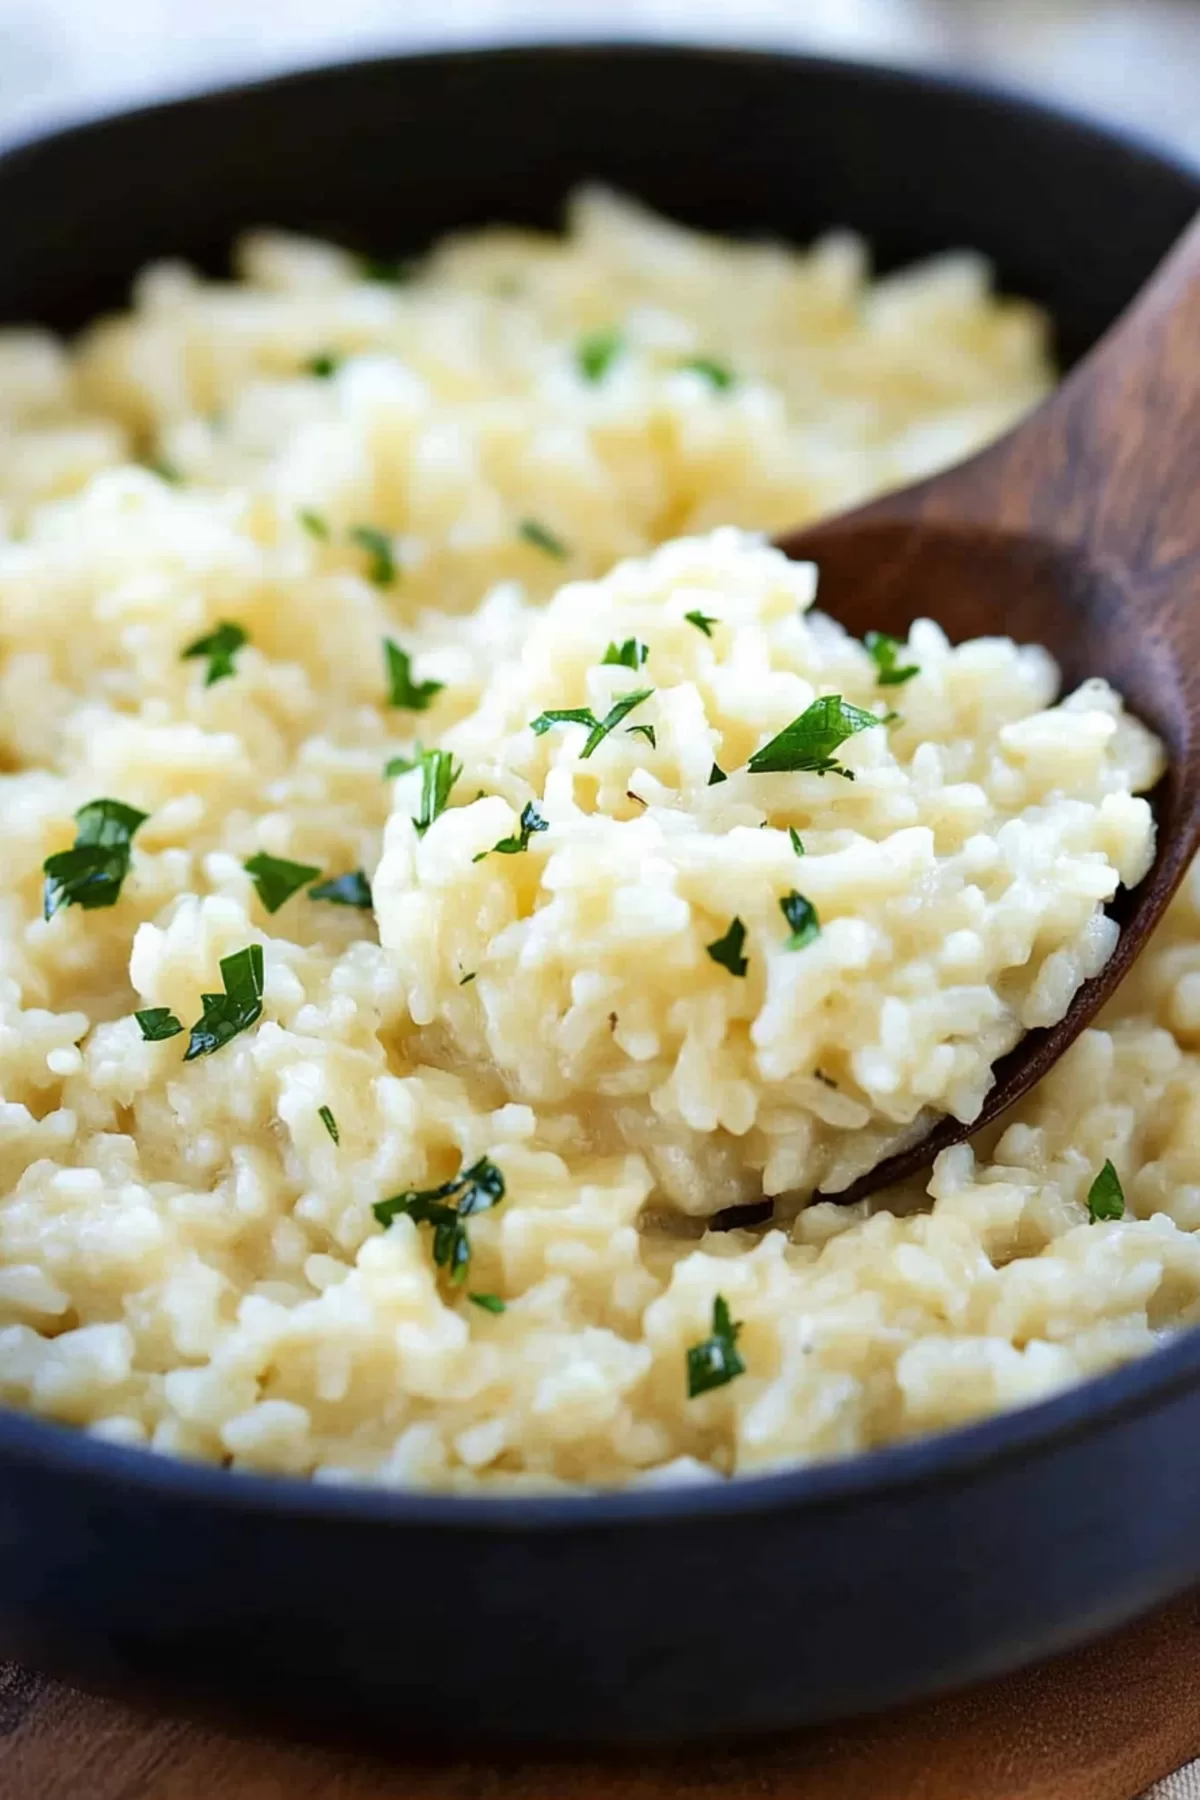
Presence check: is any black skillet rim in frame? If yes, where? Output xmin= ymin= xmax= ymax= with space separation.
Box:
xmin=0 ymin=38 xmax=1198 ymax=1533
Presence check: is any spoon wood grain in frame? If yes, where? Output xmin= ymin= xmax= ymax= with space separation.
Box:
xmin=777 ymin=210 xmax=1200 ymax=1205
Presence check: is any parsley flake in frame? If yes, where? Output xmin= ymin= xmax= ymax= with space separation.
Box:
xmin=383 ymin=744 xmax=423 ymax=779
xmin=518 ymin=518 xmax=569 ymax=560
xmin=602 ymin=638 xmax=647 ymax=670
xmin=318 ymin=1104 xmax=340 ymax=1144
xmin=148 ymin=455 xmax=182 ymax=484
xmin=475 ymin=800 xmax=548 ymax=861
xmin=686 ymin=1295 xmax=746 ymax=1397
xmin=684 ymin=610 xmax=718 ymax=637
xmin=780 ymin=890 xmax=820 ymax=950
xmin=708 ymin=762 xmax=727 ymax=786
xmin=184 ymin=945 xmax=264 ymax=1061
xmin=182 ymin=621 xmax=249 ymax=687
xmin=299 ymin=508 xmax=329 ymax=541
xmin=1086 ymin=1159 xmax=1125 ymax=1222
xmin=789 ymin=827 xmax=806 ymax=856
xmin=361 ymin=254 xmax=414 ymax=284
xmin=576 ymin=328 xmax=624 ymax=382
xmin=747 ymin=695 xmax=879 ymax=778
xmin=469 ymin=1292 xmax=506 ymax=1314
xmin=626 ymin=724 xmax=656 ymax=749
xmin=244 ymin=852 xmax=321 ymax=914
xmin=706 ymin=917 xmax=749 ymax=977
xmin=530 ymin=689 xmax=653 ymax=759
xmin=43 ymin=799 xmax=149 ymax=920
xmin=384 ymin=637 xmax=443 ymax=712
xmin=865 ymin=631 xmax=919 ymax=687
xmin=135 ymin=1007 xmax=183 ymax=1042
xmin=305 ymin=350 xmax=341 ymax=379
xmin=411 ymin=748 xmax=462 ymax=837
xmin=350 ymin=525 xmax=397 ymax=587
xmin=374 ymin=1156 xmax=506 ymax=1283
xmin=309 ymin=869 xmax=373 ymax=909
xmin=680 ymin=356 xmax=735 ymax=390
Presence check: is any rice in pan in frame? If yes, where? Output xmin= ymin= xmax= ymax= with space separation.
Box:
xmin=0 ymin=190 xmax=1190 ymax=1493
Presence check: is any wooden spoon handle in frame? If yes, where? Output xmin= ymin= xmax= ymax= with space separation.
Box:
xmin=874 ymin=209 xmax=1200 ymax=581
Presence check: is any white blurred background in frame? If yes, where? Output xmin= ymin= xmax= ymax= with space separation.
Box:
xmin=0 ymin=0 xmax=1199 ymax=166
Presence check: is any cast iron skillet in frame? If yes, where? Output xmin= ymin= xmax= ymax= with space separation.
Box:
xmin=1 ymin=44 xmax=1199 ymax=1749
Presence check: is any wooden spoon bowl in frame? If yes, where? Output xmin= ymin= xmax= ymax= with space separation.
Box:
xmin=778 ymin=213 xmax=1200 ymax=1203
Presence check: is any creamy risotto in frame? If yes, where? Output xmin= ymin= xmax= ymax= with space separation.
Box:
xmin=0 ymin=189 xmax=1188 ymax=1492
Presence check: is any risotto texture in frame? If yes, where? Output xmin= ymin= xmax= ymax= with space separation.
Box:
xmin=0 ymin=191 xmax=1187 ymax=1492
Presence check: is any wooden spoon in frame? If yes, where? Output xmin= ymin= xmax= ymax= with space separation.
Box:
xmin=778 ymin=211 xmax=1200 ymax=1206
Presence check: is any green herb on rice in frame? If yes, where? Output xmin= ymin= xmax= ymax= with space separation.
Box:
xmin=184 ymin=945 xmax=264 ymax=1061
xmin=864 ymin=631 xmax=919 ymax=687
xmin=43 ymin=799 xmax=149 ymax=919
xmin=384 ymin=637 xmax=443 ymax=711
xmin=182 ymin=621 xmax=249 ymax=687
xmin=374 ymin=1157 xmax=507 ymax=1283
xmin=747 ymin=695 xmax=879 ymax=779
xmin=350 ymin=525 xmax=397 ymax=587
xmin=706 ymin=917 xmax=749 ymax=977
xmin=518 ymin=518 xmax=569 ymax=560
xmin=1086 ymin=1159 xmax=1125 ymax=1222
xmin=576 ymin=328 xmax=625 ymax=382
xmin=530 ymin=690 xmax=653 ymax=759
xmin=244 ymin=852 xmax=322 ymax=914
xmin=780 ymin=891 xmax=820 ymax=950
xmin=308 ymin=870 xmax=373 ymax=909
xmin=686 ymin=1295 xmax=746 ymax=1396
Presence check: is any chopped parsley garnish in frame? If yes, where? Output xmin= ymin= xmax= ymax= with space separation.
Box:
xmin=299 ymin=507 xmax=329 ymax=541
xmin=680 ymin=356 xmax=735 ymax=390
xmin=576 ymin=327 xmax=624 ymax=382
xmin=475 ymin=800 xmax=548 ymax=861
xmin=864 ymin=631 xmax=919 ymax=687
xmin=318 ymin=1104 xmax=340 ymax=1144
xmin=684 ymin=610 xmax=718 ymax=637
xmin=244 ymin=852 xmax=321 ymax=914
xmin=627 ymin=724 xmax=656 ymax=749
xmin=708 ymin=762 xmax=727 ymax=786
xmin=746 ymin=695 xmax=879 ymax=779
xmin=361 ymin=254 xmax=414 ymax=284
xmin=411 ymin=747 xmax=461 ymax=837
xmin=309 ymin=869 xmax=373 ymax=909
xmin=373 ymin=1156 xmax=506 ymax=1283
xmin=706 ymin=917 xmax=748 ymax=977
xmin=43 ymin=799 xmax=149 ymax=920
xmin=789 ymin=827 xmax=806 ymax=856
xmin=305 ymin=350 xmax=341 ymax=379
xmin=184 ymin=944 xmax=264 ymax=1062
xmin=530 ymin=689 xmax=653 ymax=759
xmin=384 ymin=637 xmax=443 ymax=712
xmin=602 ymin=638 xmax=647 ymax=670
xmin=349 ymin=525 xmax=397 ymax=587
xmin=182 ymin=621 xmax=249 ymax=688
xmin=459 ymin=971 xmax=476 ymax=985
xmin=383 ymin=745 xmax=423 ymax=779
xmin=135 ymin=1007 xmax=183 ymax=1042
xmin=780 ymin=891 xmax=820 ymax=950
xmin=686 ymin=1295 xmax=746 ymax=1397
xmin=518 ymin=518 xmax=569 ymax=560
xmin=469 ymin=1292 xmax=506 ymax=1314
xmin=148 ymin=455 xmax=182 ymax=484
xmin=1086 ymin=1159 xmax=1125 ymax=1222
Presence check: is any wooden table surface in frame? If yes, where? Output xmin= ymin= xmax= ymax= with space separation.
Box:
xmin=4 ymin=1590 xmax=1200 ymax=1800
